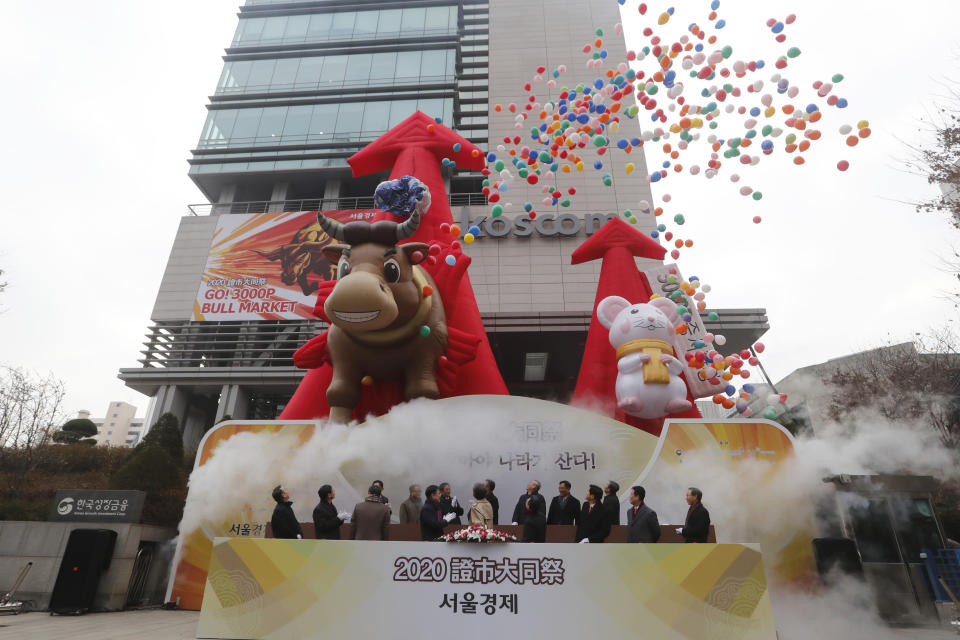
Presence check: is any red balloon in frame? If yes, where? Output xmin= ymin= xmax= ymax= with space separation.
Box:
xmin=837 ymin=160 xmax=850 ymax=171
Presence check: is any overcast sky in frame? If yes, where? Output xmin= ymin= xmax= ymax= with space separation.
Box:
xmin=1 ymin=1 xmax=959 ymax=420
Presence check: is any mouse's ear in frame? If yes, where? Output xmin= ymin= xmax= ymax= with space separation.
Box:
xmin=597 ymin=296 xmax=631 ymax=329
xmin=649 ymin=296 xmax=679 ymax=326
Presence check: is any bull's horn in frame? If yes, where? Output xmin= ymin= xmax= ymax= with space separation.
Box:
xmin=395 ymin=209 xmax=422 ymax=241
xmin=316 ymin=211 xmax=345 ymax=241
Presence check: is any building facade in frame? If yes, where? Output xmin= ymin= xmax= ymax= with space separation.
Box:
xmin=77 ymin=402 xmax=146 ymax=447
xmin=120 ymin=0 xmax=768 ymax=450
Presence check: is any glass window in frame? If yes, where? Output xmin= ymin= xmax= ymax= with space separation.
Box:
xmin=307 ymin=13 xmax=332 ymax=39
xmin=377 ymin=9 xmax=402 ymax=36
xmin=284 ymin=14 xmax=309 ymax=41
xmin=344 ymin=54 xmax=372 ymax=85
xmin=295 ymin=57 xmax=324 ymax=90
xmin=361 ymin=101 xmax=390 ymax=134
xmin=388 ymin=100 xmax=418 ymax=128
xmin=257 ymin=106 xmax=287 ymax=140
xmin=417 ymin=98 xmax=444 ymax=121
xmin=369 ymin=52 xmax=396 ymax=82
xmin=401 ymin=7 xmax=426 ymax=32
xmin=395 ymin=51 xmax=421 ymax=81
xmin=232 ymin=109 xmax=262 ymax=142
xmin=203 ymin=110 xmax=236 ymax=143
xmin=849 ymin=498 xmax=900 ymax=563
xmin=247 ymin=59 xmax=276 ymax=90
xmin=237 ymin=18 xmax=265 ymax=44
xmin=893 ymin=498 xmax=943 ymax=563
xmin=226 ymin=61 xmax=252 ymax=91
xmin=310 ymin=104 xmax=338 ymax=138
xmin=335 ymin=103 xmax=364 ymax=135
xmin=271 ymin=59 xmax=299 ymax=88
xmin=425 ymin=6 xmax=453 ymax=32
xmin=354 ymin=11 xmax=378 ymax=38
xmin=421 ymin=50 xmax=447 ymax=79
xmin=319 ymin=55 xmax=347 ymax=87
xmin=282 ymin=105 xmax=312 ymax=140
xmin=261 ymin=16 xmax=287 ymax=44
xmin=330 ymin=12 xmax=355 ymax=38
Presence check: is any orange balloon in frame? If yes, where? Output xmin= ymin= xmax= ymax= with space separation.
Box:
xmin=858 ymin=127 xmax=871 ymax=139
xmin=846 ymin=135 xmax=859 ymax=147
xmin=798 ymin=140 xmax=810 ymax=152
xmin=793 ymin=156 xmax=805 ymax=165
xmin=809 ymin=111 xmax=822 ymax=123
xmin=785 ymin=143 xmax=797 ymax=153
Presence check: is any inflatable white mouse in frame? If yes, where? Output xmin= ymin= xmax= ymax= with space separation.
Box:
xmin=596 ymin=295 xmax=693 ymax=419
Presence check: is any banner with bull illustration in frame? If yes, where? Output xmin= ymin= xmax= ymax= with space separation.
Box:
xmin=194 ymin=210 xmax=376 ymax=321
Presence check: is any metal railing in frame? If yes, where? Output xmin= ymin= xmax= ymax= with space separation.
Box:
xmin=188 ymin=193 xmax=487 ymax=215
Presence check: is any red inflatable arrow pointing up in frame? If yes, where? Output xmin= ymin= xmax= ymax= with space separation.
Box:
xmin=571 ymin=218 xmax=700 ymax=435
xmin=280 ymin=112 xmax=507 ymax=422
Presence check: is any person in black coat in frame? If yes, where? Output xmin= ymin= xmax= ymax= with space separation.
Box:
xmin=626 ymin=486 xmax=661 ymax=543
xmin=484 ymin=479 xmax=500 ymax=525
xmin=420 ymin=485 xmax=455 ymax=540
xmin=270 ymin=485 xmax=302 ymax=539
xmin=547 ymin=480 xmax=580 ymax=525
xmin=438 ymin=482 xmax=463 ymax=525
xmin=313 ymin=484 xmax=348 ymax=540
xmin=602 ymin=481 xmax=621 ymax=528
xmin=521 ymin=495 xmax=546 ymax=543
xmin=511 ymin=480 xmax=545 ymax=525
xmin=575 ymin=485 xmax=609 ymax=543
xmin=680 ymin=487 xmax=711 ymax=543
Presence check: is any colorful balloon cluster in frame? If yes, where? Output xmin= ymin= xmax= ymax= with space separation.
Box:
xmin=472 ymin=1 xmax=861 ymax=418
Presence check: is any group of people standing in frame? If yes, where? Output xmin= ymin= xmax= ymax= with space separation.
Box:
xmin=270 ymin=479 xmax=711 ymax=544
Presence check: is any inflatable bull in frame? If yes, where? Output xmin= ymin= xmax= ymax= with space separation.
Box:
xmin=314 ymin=189 xmax=447 ymax=423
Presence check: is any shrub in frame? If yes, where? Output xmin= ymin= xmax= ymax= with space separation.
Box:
xmin=110 ymin=445 xmax=184 ymax=495
xmin=61 ymin=418 xmax=98 ymax=437
xmin=137 ymin=413 xmax=183 ymax=464
xmin=51 ymin=431 xmax=81 ymax=444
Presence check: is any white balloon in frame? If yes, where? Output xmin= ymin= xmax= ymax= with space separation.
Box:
xmin=715 ymin=335 xmax=727 ymax=346
xmin=839 ymin=124 xmax=852 ymax=135
xmin=787 ymin=86 xmax=799 ymax=98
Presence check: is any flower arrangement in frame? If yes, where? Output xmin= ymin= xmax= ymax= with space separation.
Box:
xmin=438 ymin=525 xmax=517 ymax=543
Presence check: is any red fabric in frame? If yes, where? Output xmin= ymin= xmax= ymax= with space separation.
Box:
xmin=280 ymin=112 xmax=507 ymax=421
xmin=570 ymin=218 xmax=701 ymax=436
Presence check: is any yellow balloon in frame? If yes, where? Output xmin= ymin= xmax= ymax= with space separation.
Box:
xmin=658 ymin=11 xmax=670 ymax=25
xmin=576 ymin=161 xmax=585 ymax=171
xmin=609 ymin=121 xmax=620 ymax=133
xmin=625 ymin=163 xmax=635 ymax=174
xmin=857 ymin=119 xmax=869 ymax=130
xmin=464 ymin=233 xmax=475 ymax=244
xmin=764 ymin=106 xmax=776 ymax=118
xmin=561 ymin=164 xmax=572 ymax=173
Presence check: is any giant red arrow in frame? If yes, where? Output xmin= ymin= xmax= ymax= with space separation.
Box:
xmin=570 ymin=217 xmax=702 ymax=435
xmin=280 ymin=112 xmax=507 ymax=421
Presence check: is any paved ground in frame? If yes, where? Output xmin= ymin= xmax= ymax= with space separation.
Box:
xmin=0 ymin=609 xmax=958 ymax=639
xmin=0 ymin=609 xmax=199 ymax=639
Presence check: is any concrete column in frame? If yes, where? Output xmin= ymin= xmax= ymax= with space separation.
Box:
xmin=144 ymin=385 xmax=190 ymax=437
xmin=322 ymin=178 xmax=341 ymax=209
xmin=214 ymin=384 xmax=249 ymax=422
xmin=267 ymin=182 xmax=289 ymax=212
xmin=212 ymin=183 xmax=237 ymax=215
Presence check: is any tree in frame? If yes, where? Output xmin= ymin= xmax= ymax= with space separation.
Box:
xmin=906 ymin=89 xmax=960 ymax=227
xmin=137 ymin=412 xmax=183 ymax=464
xmin=825 ymin=333 xmax=960 ymax=449
xmin=61 ymin=418 xmax=97 ymax=437
xmin=0 ymin=366 xmax=66 ymax=491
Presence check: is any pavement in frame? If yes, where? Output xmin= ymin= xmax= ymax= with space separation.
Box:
xmin=0 ymin=609 xmax=958 ymax=639
xmin=0 ymin=609 xmax=199 ymax=639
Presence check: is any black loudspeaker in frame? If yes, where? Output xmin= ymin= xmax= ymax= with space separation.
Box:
xmin=49 ymin=529 xmax=118 ymax=614
xmin=812 ymin=537 xmax=864 ymax=582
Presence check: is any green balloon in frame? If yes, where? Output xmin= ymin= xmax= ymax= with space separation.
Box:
xmin=494 ymin=160 xmax=505 ymax=171
xmin=752 ymin=192 xmax=763 ymax=201
xmin=787 ymin=47 xmax=801 ymax=58
xmin=785 ymin=133 xmax=796 ymax=144
xmin=593 ymin=136 xmax=607 ymax=147
xmin=491 ymin=204 xmax=503 ymax=216
xmin=419 ymin=325 xmax=431 ymax=338
xmin=721 ymin=45 xmax=733 ymax=59
xmin=761 ymin=125 xmax=773 ymax=136
xmin=832 ymin=73 xmax=844 ymax=83
xmin=561 ymin=199 xmax=571 ymax=207
xmin=708 ymin=312 xmax=719 ymax=321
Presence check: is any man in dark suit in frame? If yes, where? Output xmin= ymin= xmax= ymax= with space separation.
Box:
xmin=680 ymin=487 xmax=711 ymax=543
xmin=521 ymin=495 xmax=547 ymax=543
xmin=602 ymin=481 xmax=621 ymax=527
xmin=420 ymin=485 xmax=456 ymax=540
xmin=547 ymin=480 xmax=580 ymax=525
xmin=270 ymin=485 xmax=302 ymax=539
xmin=484 ymin=479 xmax=499 ymax=525
xmin=626 ymin=486 xmax=661 ymax=543
xmin=438 ymin=482 xmax=463 ymax=525
xmin=511 ymin=480 xmax=545 ymax=525
xmin=575 ymin=485 xmax=609 ymax=543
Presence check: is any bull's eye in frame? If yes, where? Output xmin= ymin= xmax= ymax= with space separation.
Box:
xmin=337 ymin=258 xmax=351 ymax=280
xmin=383 ymin=258 xmax=401 ymax=283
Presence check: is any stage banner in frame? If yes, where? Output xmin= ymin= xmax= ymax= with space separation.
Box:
xmin=193 ymin=209 xmax=377 ymax=321
xmin=166 ymin=397 xmax=811 ymax=611
xmin=197 ymin=538 xmax=776 ymax=640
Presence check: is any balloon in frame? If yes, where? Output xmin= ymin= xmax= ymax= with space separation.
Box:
xmin=444 ymin=255 xmax=456 ymax=266
xmin=754 ymin=342 xmax=765 ymax=353
xmin=625 ymin=163 xmax=635 ymax=174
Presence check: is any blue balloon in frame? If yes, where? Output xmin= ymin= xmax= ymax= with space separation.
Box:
xmin=650 ymin=171 xmax=661 ymax=182
xmin=837 ymin=98 xmax=848 ymax=108
xmin=725 ymin=385 xmax=736 ymax=396
xmin=772 ymin=21 xmax=784 ymax=33
xmin=577 ymin=114 xmax=590 ymax=124
xmin=716 ymin=19 xmax=726 ymax=28
xmin=630 ymin=137 xmax=642 ymax=146
xmin=756 ymin=60 xmax=765 ymax=69
xmin=650 ymin=230 xmax=659 ymax=238
xmin=805 ymin=103 xmax=819 ymax=114
xmin=711 ymin=0 xmax=720 ymax=9
xmin=445 ymin=255 xmax=456 ymax=266
xmin=657 ymin=223 xmax=666 ymax=232
xmin=486 ymin=152 xmax=496 ymax=162
xmin=617 ymin=138 xmax=629 ymax=149
xmin=750 ymin=107 xmax=761 ymax=116
xmin=524 ymin=202 xmax=533 ymax=212
xmin=593 ymin=78 xmax=604 ymax=89
xmin=593 ymin=160 xmax=603 ymax=170
xmin=599 ymin=50 xmax=608 ymax=59
xmin=743 ymin=384 xmax=755 ymax=393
